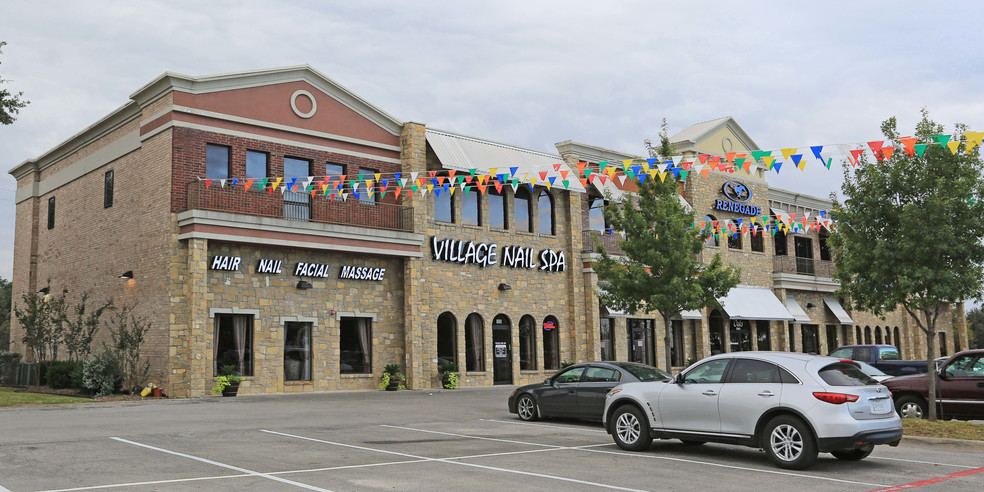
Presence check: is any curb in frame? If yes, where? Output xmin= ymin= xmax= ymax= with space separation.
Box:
xmin=901 ymin=435 xmax=984 ymax=451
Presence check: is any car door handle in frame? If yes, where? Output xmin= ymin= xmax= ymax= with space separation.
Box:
xmin=757 ymin=391 xmax=775 ymax=397
xmin=702 ymin=390 xmax=717 ymax=396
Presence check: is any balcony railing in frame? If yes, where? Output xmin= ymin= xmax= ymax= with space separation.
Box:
xmin=583 ymin=230 xmax=624 ymax=255
xmin=185 ymin=180 xmax=414 ymax=232
xmin=773 ymin=255 xmax=835 ymax=277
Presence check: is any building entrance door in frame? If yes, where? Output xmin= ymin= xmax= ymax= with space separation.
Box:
xmin=492 ymin=316 xmax=512 ymax=385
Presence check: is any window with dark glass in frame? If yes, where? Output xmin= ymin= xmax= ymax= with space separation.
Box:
xmin=819 ymin=230 xmax=832 ymax=261
xmin=703 ymin=215 xmax=718 ymax=247
xmin=709 ymin=310 xmax=724 ymax=355
xmin=245 ymin=150 xmax=269 ymax=180
xmin=628 ymin=318 xmax=655 ymax=365
xmin=671 ymin=319 xmax=685 ymax=366
xmin=47 ymin=197 xmax=55 ymax=229
xmin=727 ymin=359 xmax=780 ymax=383
xmin=514 ymin=188 xmax=532 ymax=232
xmin=730 ymin=319 xmax=751 ymax=352
xmin=213 ymin=313 xmax=254 ymax=376
xmin=103 ymin=170 xmax=114 ymax=208
xmin=584 ymin=366 xmax=619 ymax=382
xmin=537 ymin=189 xmax=554 ymax=235
xmin=727 ymin=222 xmax=743 ymax=250
xmin=750 ymin=225 xmax=764 ymax=252
xmin=519 ymin=315 xmax=535 ymax=370
xmin=434 ymin=189 xmax=453 ymax=223
xmin=788 ymin=324 xmax=796 ymax=352
xmin=465 ymin=313 xmax=485 ymax=372
xmin=588 ymin=197 xmax=607 ymax=231
xmin=774 ymin=227 xmax=788 ymax=256
xmin=340 ymin=317 xmax=372 ymax=374
xmin=825 ymin=325 xmax=838 ymax=355
xmin=206 ymin=144 xmax=230 ymax=180
xmin=489 ymin=190 xmax=506 ymax=229
xmin=543 ymin=316 xmax=560 ymax=370
xmin=600 ymin=318 xmax=614 ymax=361
xmin=283 ymin=157 xmax=311 ymax=221
xmin=358 ymin=167 xmax=377 ymax=204
xmin=801 ymin=324 xmax=819 ymax=354
xmin=284 ymin=321 xmax=312 ymax=381
xmin=462 ymin=189 xmax=480 ymax=226
xmin=437 ymin=312 xmax=457 ymax=370
xmin=756 ymin=320 xmax=771 ymax=350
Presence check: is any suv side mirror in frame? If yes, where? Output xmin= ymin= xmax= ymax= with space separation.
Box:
xmin=674 ymin=373 xmax=684 ymax=385
xmin=544 ymin=378 xmax=552 ymax=385
xmin=937 ymin=369 xmax=948 ymax=381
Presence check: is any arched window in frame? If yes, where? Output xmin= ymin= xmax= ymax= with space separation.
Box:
xmin=856 ymin=326 xmax=862 ymax=344
xmin=588 ymin=195 xmax=607 ymax=232
xmin=727 ymin=220 xmax=743 ymax=250
xmin=864 ymin=326 xmax=872 ymax=344
xmin=488 ymin=188 xmax=507 ymax=229
xmin=885 ymin=328 xmax=891 ymax=346
xmin=750 ymin=224 xmax=764 ymax=252
xmin=819 ymin=229 xmax=831 ymax=261
xmin=543 ymin=316 xmax=560 ymax=370
xmin=774 ymin=223 xmax=788 ymax=256
xmin=519 ymin=315 xmax=536 ymax=370
xmin=894 ymin=327 xmax=901 ymax=355
xmin=514 ymin=188 xmax=533 ymax=233
xmin=465 ymin=313 xmax=485 ymax=372
xmin=462 ymin=189 xmax=480 ymax=226
xmin=875 ymin=326 xmax=883 ymax=345
xmin=437 ymin=312 xmax=457 ymax=371
xmin=537 ymin=189 xmax=554 ymax=235
xmin=703 ymin=215 xmax=719 ymax=247
xmin=709 ymin=310 xmax=724 ymax=354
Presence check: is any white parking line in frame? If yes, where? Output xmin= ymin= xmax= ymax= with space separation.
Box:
xmin=479 ymin=418 xmax=609 ymax=433
xmin=869 ymin=456 xmax=978 ymax=469
xmin=109 ymin=437 xmax=332 ymax=491
xmin=261 ymin=429 xmax=649 ymax=492
xmin=39 ymin=473 xmax=250 ymax=492
xmin=394 ymin=423 xmax=890 ymax=489
xmin=1 ymin=484 xmax=12 ymax=492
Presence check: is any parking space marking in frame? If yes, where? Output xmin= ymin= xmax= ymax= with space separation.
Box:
xmin=869 ymin=456 xmax=978 ymax=469
xmin=1 ymin=484 xmax=11 ymax=492
xmin=109 ymin=437 xmax=331 ymax=491
xmin=868 ymin=465 xmax=984 ymax=491
xmin=261 ymin=429 xmax=649 ymax=492
xmin=40 ymin=473 xmax=250 ymax=492
xmin=381 ymin=424 xmax=601 ymax=447
xmin=479 ymin=418 xmax=609 ymax=433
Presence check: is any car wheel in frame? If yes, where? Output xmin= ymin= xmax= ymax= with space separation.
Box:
xmin=831 ymin=444 xmax=874 ymax=461
xmin=895 ymin=396 xmax=927 ymax=419
xmin=516 ymin=394 xmax=539 ymax=421
xmin=762 ymin=415 xmax=818 ymax=470
xmin=680 ymin=440 xmax=706 ymax=446
xmin=611 ymin=405 xmax=653 ymax=451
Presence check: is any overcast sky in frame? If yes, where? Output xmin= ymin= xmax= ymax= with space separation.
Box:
xmin=2 ymin=1 xmax=982 ymax=307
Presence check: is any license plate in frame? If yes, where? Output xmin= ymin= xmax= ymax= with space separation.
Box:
xmin=871 ymin=398 xmax=891 ymax=414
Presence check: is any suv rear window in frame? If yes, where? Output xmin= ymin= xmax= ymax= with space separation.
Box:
xmin=818 ymin=362 xmax=878 ymax=386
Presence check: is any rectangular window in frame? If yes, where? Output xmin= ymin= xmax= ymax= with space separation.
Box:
xmin=787 ymin=324 xmax=795 ymax=352
xmin=794 ymin=236 xmax=814 ymax=274
xmin=514 ymin=189 xmax=532 ymax=233
xmin=103 ymin=170 xmax=114 ymax=208
xmin=774 ymin=228 xmax=788 ymax=256
xmin=600 ymin=318 xmax=614 ymax=361
xmin=284 ymin=322 xmax=312 ymax=381
xmin=245 ymin=150 xmax=269 ymax=180
xmin=801 ymin=324 xmax=819 ymax=354
xmin=588 ymin=198 xmax=607 ymax=232
xmin=283 ymin=157 xmax=311 ymax=221
xmin=728 ymin=230 xmax=743 ymax=250
xmin=213 ymin=314 xmax=254 ymax=376
xmin=325 ymin=163 xmax=344 ymax=178
xmin=488 ymin=190 xmax=506 ymax=229
xmin=543 ymin=322 xmax=560 ymax=370
xmin=756 ymin=320 xmax=771 ymax=350
xmin=340 ymin=317 xmax=371 ymax=374
xmin=357 ymin=167 xmax=377 ymax=204
xmin=462 ymin=190 xmax=480 ymax=226
xmin=750 ymin=225 xmax=764 ymax=252
xmin=206 ymin=144 xmax=230 ymax=180
xmin=671 ymin=319 xmax=685 ymax=366
xmin=825 ymin=324 xmax=838 ymax=355
xmin=627 ymin=319 xmax=654 ymax=365
xmin=47 ymin=197 xmax=55 ymax=229
xmin=819 ymin=234 xmax=831 ymax=261
xmin=434 ymin=190 xmax=453 ymax=223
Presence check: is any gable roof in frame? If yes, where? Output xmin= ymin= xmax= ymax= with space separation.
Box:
xmin=670 ymin=116 xmax=760 ymax=153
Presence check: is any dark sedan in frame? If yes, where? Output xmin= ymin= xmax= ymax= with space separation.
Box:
xmin=508 ymin=361 xmax=671 ymax=421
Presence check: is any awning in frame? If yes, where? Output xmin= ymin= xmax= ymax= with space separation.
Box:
xmin=824 ymin=297 xmax=855 ymax=325
xmin=717 ymin=286 xmax=795 ymax=321
xmin=784 ymin=295 xmax=813 ymax=323
xmin=679 ymin=309 xmax=703 ymax=320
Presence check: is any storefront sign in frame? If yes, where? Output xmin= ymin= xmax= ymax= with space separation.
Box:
xmin=714 ymin=180 xmax=761 ymax=216
xmin=294 ymin=262 xmax=331 ymax=278
xmin=543 ymin=321 xmax=556 ymax=330
xmin=210 ymin=255 xmax=241 ymax=271
xmin=339 ymin=265 xmax=386 ymax=281
xmin=494 ymin=341 xmax=508 ymax=358
xmin=256 ymin=258 xmax=283 ymax=274
xmin=430 ymin=237 xmax=566 ymax=272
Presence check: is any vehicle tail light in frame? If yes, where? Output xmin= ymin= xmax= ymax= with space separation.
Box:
xmin=813 ymin=392 xmax=859 ymax=404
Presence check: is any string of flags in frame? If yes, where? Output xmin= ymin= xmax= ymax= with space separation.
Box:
xmin=198 ymin=130 xmax=983 ymax=202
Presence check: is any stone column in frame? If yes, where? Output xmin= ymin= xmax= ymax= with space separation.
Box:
xmin=185 ymin=237 xmax=210 ymax=397
xmin=401 ymin=122 xmax=429 ymax=389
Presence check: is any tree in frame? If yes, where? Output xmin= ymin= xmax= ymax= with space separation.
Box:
xmin=968 ymin=307 xmax=983 ymax=349
xmin=0 ymin=276 xmax=11 ymax=351
xmin=13 ymin=280 xmax=66 ymax=362
xmin=106 ymin=304 xmax=151 ymax=392
xmin=0 ymin=41 xmax=29 ymax=125
xmin=830 ymin=110 xmax=984 ymax=421
xmin=595 ymin=120 xmax=741 ymax=371
xmin=62 ymin=293 xmax=113 ymax=362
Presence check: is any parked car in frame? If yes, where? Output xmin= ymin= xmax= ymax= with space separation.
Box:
xmin=508 ymin=362 xmax=670 ymax=422
xmin=852 ymin=360 xmax=894 ymax=383
xmin=602 ymin=352 xmax=902 ymax=470
xmin=882 ymin=349 xmax=984 ymax=420
xmin=828 ymin=345 xmax=927 ymax=376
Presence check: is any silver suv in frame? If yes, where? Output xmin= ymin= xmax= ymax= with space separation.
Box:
xmin=602 ymin=352 xmax=902 ymax=469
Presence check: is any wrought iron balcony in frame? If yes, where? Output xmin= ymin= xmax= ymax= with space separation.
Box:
xmin=773 ymin=255 xmax=835 ymax=278
xmin=582 ymin=230 xmax=624 ymax=255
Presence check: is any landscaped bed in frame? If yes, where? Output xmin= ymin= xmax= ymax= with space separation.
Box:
xmin=903 ymin=419 xmax=984 ymax=441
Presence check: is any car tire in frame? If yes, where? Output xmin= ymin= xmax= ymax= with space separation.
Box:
xmin=831 ymin=444 xmax=874 ymax=461
xmin=680 ymin=440 xmax=706 ymax=446
xmin=516 ymin=394 xmax=539 ymax=421
xmin=895 ymin=395 xmax=927 ymax=419
xmin=762 ymin=415 xmax=818 ymax=470
xmin=611 ymin=405 xmax=653 ymax=451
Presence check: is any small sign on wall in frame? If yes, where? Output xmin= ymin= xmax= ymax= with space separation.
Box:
xmin=494 ymin=342 xmax=508 ymax=358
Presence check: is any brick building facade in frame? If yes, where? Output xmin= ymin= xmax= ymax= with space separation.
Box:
xmin=9 ymin=68 xmax=967 ymax=397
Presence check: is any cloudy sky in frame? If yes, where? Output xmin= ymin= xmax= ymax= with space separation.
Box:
xmin=2 ymin=1 xmax=983 ymax=306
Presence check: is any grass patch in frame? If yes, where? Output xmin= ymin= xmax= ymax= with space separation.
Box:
xmin=903 ymin=418 xmax=984 ymax=441
xmin=0 ymin=387 xmax=92 ymax=407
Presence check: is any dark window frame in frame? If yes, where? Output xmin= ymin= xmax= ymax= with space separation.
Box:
xmin=357 ymin=166 xmax=378 ymax=205
xmin=284 ymin=321 xmax=312 ymax=382
xmin=213 ymin=313 xmax=255 ymax=377
xmin=750 ymin=225 xmax=764 ymax=252
xmin=543 ymin=316 xmax=560 ymax=370
xmin=588 ymin=196 xmax=608 ymax=232
xmin=205 ymin=143 xmax=231 ymax=180
xmin=47 ymin=197 xmax=55 ymax=229
xmin=727 ymin=222 xmax=743 ymax=250
xmin=283 ymin=156 xmax=313 ymax=221
xmin=434 ymin=188 xmax=455 ymax=223
xmin=514 ymin=188 xmax=533 ymax=233
xmin=339 ymin=316 xmax=373 ymax=374
xmin=103 ymin=170 xmax=114 ymax=208
xmin=537 ymin=189 xmax=555 ymax=235
xmin=703 ymin=215 xmax=719 ymax=247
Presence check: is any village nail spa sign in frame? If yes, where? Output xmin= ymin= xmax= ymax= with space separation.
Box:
xmin=429 ymin=237 xmax=567 ymax=272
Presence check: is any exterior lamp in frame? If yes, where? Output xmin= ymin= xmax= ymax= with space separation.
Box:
xmin=498 ymin=283 xmax=511 ymax=291
xmin=37 ymin=287 xmax=50 ymax=294
xmin=297 ymin=280 xmax=313 ymax=290
xmin=806 ymin=302 xmax=816 ymax=309
xmin=118 ymin=271 xmax=134 ymax=279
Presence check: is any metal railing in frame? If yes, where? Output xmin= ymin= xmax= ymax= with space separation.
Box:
xmin=582 ymin=230 xmax=624 ymax=255
xmin=185 ymin=180 xmax=414 ymax=232
xmin=773 ymin=255 xmax=835 ymax=277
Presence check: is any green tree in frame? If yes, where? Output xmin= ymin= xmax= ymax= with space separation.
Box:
xmin=968 ymin=307 xmax=983 ymax=349
xmin=106 ymin=304 xmax=151 ymax=392
xmin=596 ymin=120 xmax=741 ymax=371
xmin=62 ymin=293 xmax=113 ymax=362
xmin=0 ymin=276 xmax=11 ymax=351
xmin=0 ymin=41 xmax=29 ymax=125
xmin=830 ymin=110 xmax=984 ymax=421
xmin=13 ymin=280 xmax=67 ymax=362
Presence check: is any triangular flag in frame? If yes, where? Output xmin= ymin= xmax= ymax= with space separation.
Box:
xmin=867 ymin=141 xmax=884 ymax=156
xmin=899 ymin=137 xmax=917 ymax=157
xmin=946 ymin=141 xmax=960 ymax=154
xmin=914 ymin=144 xmax=928 ymax=158
xmin=781 ymin=148 xmax=797 ymax=161
xmin=932 ymin=134 xmax=951 ymax=146
xmin=881 ymin=147 xmax=895 ymax=161
xmin=810 ymin=146 xmax=824 ymax=160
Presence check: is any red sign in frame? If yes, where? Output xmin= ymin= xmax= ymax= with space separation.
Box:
xmin=543 ymin=321 xmax=556 ymax=331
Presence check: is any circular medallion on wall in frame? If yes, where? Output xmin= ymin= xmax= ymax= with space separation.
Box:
xmin=290 ymin=90 xmax=317 ymax=119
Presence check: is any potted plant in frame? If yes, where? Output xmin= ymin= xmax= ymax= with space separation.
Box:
xmin=379 ymin=363 xmax=405 ymax=391
xmin=212 ymin=364 xmax=244 ymax=397
xmin=438 ymin=359 xmax=460 ymax=389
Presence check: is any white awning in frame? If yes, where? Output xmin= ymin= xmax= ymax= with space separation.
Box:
xmin=717 ymin=286 xmax=795 ymax=321
xmin=679 ymin=309 xmax=703 ymax=320
xmin=784 ymin=295 xmax=813 ymax=323
xmin=824 ymin=297 xmax=855 ymax=325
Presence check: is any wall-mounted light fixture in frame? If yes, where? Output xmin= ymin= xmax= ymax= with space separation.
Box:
xmin=297 ymin=280 xmax=313 ymax=290
xmin=37 ymin=287 xmax=50 ymax=295
xmin=118 ymin=271 xmax=134 ymax=279
xmin=805 ymin=302 xmax=816 ymax=309
xmin=498 ymin=283 xmax=511 ymax=291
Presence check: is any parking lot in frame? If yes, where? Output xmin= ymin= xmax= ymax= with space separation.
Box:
xmin=1 ymin=386 xmax=983 ymax=491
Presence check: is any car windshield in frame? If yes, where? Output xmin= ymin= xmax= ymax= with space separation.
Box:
xmin=818 ymin=362 xmax=879 ymax=386
xmin=621 ymin=364 xmax=671 ymax=382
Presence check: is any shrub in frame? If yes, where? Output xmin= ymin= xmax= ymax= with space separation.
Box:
xmin=37 ymin=360 xmax=53 ymax=386
xmin=82 ymin=349 xmax=121 ymax=396
xmin=0 ymin=351 xmax=22 ymax=385
xmin=46 ymin=360 xmax=84 ymax=389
